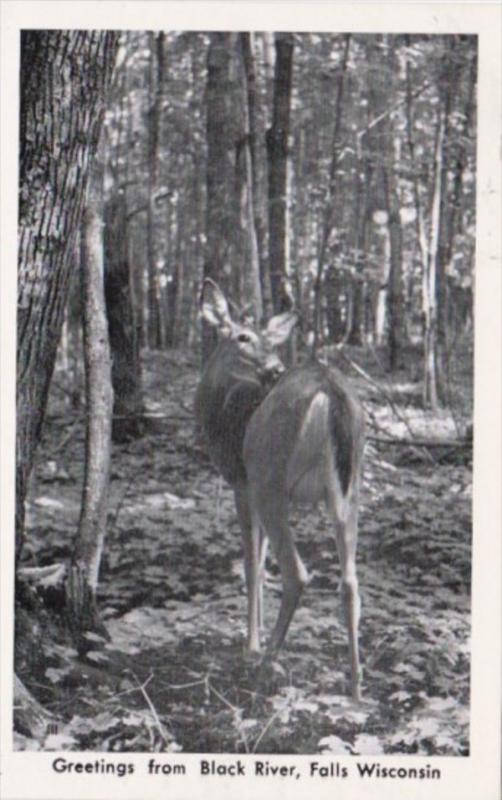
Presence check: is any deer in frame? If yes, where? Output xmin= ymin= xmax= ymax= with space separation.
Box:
xmin=195 ymin=279 xmax=365 ymax=701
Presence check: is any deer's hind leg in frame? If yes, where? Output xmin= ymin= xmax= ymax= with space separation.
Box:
xmin=253 ymin=494 xmax=309 ymax=657
xmin=326 ymin=487 xmax=362 ymax=702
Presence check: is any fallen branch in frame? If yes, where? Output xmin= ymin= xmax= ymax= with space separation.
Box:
xmin=368 ymin=434 xmax=470 ymax=448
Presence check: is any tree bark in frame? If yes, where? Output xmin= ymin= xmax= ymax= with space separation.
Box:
xmin=146 ymin=32 xmax=164 ymax=349
xmin=444 ymin=55 xmax=472 ymax=266
xmin=70 ymin=142 xmax=113 ymax=639
xmin=267 ymin=33 xmax=294 ymax=314
xmin=165 ymin=198 xmax=183 ymax=348
xmin=346 ymin=150 xmax=369 ymax=347
xmin=17 ymin=31 xmax=118 ymax=556
xmin=236 ymin=38 xmax=263 ymax=323
xmin=239 ymin=33 xmax=269 ymax=313
xmin=383 ymin=163 xmax=406 ymax=370
xmin=363 ymin=36 xmax=405 ymax=365
xmin=435 ymin=38 xmax=460 ymax=349
xmin=312 ymin=34 xmax=351 ymax=351
xmin=104 ymin=193 xmax=144 ymax=441
xmin=424 ymin=109 xmax=444 ymax=411
xmin=202 ymin=32 xmax=237 ymax=362
xmin=384 ymin=42 xmax=406 ymax=370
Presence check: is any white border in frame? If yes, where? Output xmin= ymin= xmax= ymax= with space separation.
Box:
xmin=1 ymin=3 xmax=500 ymax=800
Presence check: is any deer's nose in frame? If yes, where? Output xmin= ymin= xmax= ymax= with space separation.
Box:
xmin=261 ymin=354 xmax=285 ymax=381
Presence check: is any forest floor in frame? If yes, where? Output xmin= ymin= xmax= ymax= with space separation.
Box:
xmin=16 ymin=346 xmax=472 ymax=755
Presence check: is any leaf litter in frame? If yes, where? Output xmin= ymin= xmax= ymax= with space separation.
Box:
xmin=18 ymin=351 xmax=471 ymax=754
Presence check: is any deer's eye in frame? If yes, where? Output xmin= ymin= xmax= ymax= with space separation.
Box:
xmin=237 ymin=332 xmax=252 ymax=343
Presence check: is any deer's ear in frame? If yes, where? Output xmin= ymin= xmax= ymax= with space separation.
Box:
xmin=264 ymin=311 xmax=297 ymax=346
xmin=200 ymin=279 xmax=234 ymax=334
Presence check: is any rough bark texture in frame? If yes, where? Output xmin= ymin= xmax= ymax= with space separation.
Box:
xmin=17 ymin=31 xmax=118 ymax=555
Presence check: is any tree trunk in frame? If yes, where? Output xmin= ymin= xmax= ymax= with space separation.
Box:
xmin=325 ymin=261 xmax=345 ymax=342
xmin=165 ymin=202 xmax=183 ymax=348
xmin=236 ymin=39 xmax=263 ymax=323
xmin=267 ymin=33 xmax=294 ymax=314
xmin=104 ymin=193 xmax=144 ymax=441
xmin=383 ymin=164 xmax=406 ymax=370
xmin=347 ymin=161 xmax=369 ymax=346
xmin=424 ymin=109 xmax=444 ymax=411
xmin=202 ymin=32 xmax=237 ymax=362
xmin=374 ymin=229 xmax=389 ymax=346
xmin=17 ymin=31 xmax=118 ymax=556
xmin=448 ymin=50 xmax=476 ymax=246
xmin=435 ymin=38 xmax=460 ymax=351
xmin=239 ymin=33 xmax=269 ymax=313
xmin=70 ymin=142 xmax=113 ymax=641
xmin=146 ymin=32 xmax=164 ymax=349
xmin=444 ymin=49 xmax=477 ymax=339
xmin=124 ymin=72 xmax=146 ymax=350
xmin=312 ymin=35 xmax=351 ymax=351
xmin=363 ymin=36 xmax=405 ymax=366
xmin=404 ymin=38 xmax=429 ymax=287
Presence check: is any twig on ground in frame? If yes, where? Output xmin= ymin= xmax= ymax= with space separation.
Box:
xmin=132 ymin=671 xmax=172 ymax=746
xmin=208 ymin=681 xmax=250 ymax=753
xmin=252 ymin=702 xmax=288 ymax=753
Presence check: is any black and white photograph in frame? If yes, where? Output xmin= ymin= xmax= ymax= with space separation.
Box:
xmin=1 ymin=2 xmax=500 ymax=800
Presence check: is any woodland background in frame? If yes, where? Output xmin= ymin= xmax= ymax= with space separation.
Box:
xmin=15 ymin=30 xmax=474 ymax=754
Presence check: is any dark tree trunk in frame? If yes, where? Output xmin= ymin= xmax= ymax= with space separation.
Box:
xmin=267 ymin=33 xmax=294 ymax=314
xmin=17 ymin=31 xmax=118 ymax=556
xmin=165 ymin=206 xmax=183 ymax=348
xmin=325 ymin=262 xmax=346 ymax=342
xmin=104 ymin=194 xmax=144 ymax=442
xmin=383 ymin=43 xmax=406 ymax=370
xmin=383 ymin=166 xmax=406 ymax=371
